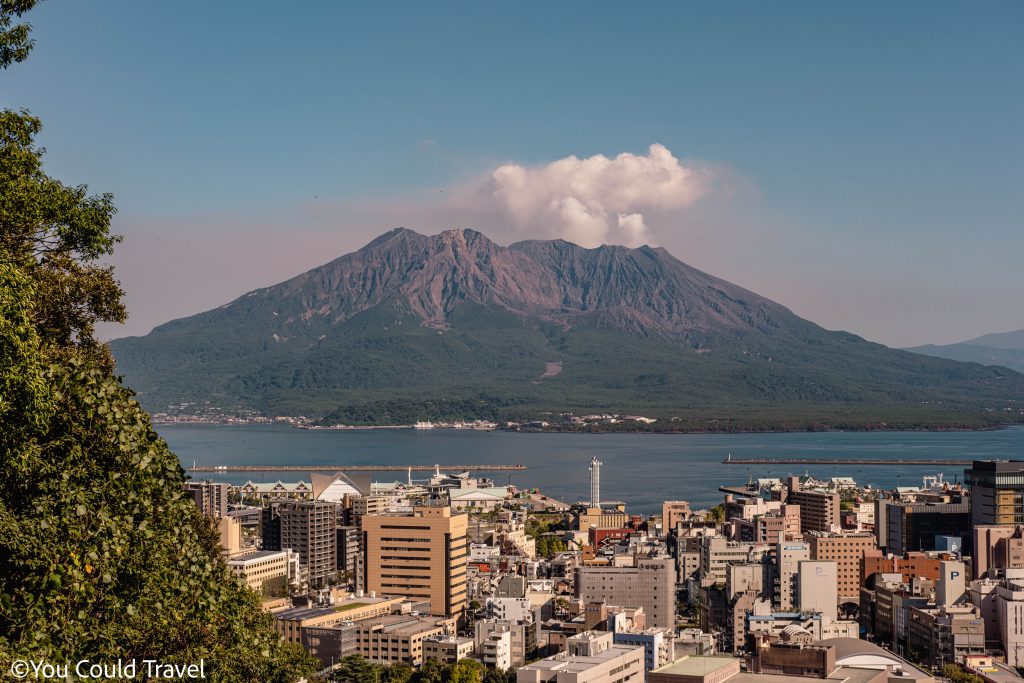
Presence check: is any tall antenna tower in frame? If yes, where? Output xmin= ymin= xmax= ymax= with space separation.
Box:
xmin=589 ymin=457 xmax=602 ymax=508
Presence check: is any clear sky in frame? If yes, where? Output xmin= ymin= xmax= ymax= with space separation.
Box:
xmin=5 ymin=1 xmax=1022 ymax=346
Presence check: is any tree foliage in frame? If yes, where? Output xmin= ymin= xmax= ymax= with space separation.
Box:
xmin=331 ymin=656 xmax=506 ymax=683
xmin=0 ymin=1 xmax=316 ymax=679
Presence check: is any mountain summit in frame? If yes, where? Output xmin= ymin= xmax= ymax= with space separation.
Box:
xmin=110 ymin=229 xmax=1024 ymax=429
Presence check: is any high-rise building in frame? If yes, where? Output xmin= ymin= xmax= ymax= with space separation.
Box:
xmin=337 ymin=524 xmax=363 ymax=589
xmin=184 ymin=480 xmax=228 ymax=519
xmin=880 ymin=501 xmax=971 ymax=555
xmin=277 ymin=500 xmax=338 ymax=587
xmin=590 ymin=458 xmax=602 ymax=508
xmin=966 ymin=460 xmax=1024 ymax=526
xmin=362 ymin=505 xmax=468 ymax=617
xmin=785 ymin=478 xmax=839 ymax=532
xmin=775 ymin=541 xmax=810 ymax=610
xmin=798 ymin=560 xmax=838 ymax=620
xmin=575 ymin=559 xmax=676 ymax=629
xmin=806 ymin=531 xmax=877 ymax=603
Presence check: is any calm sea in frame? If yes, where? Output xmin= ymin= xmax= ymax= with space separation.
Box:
xmin=160 ymin=425 xmax=1024 ymax=514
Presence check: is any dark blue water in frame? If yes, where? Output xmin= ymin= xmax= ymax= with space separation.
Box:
xmin=160 ymin=425 xmax=1024 ymax=514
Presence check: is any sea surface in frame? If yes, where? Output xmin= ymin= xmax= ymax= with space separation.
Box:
xmin=160 ymin=425 xmax=1024 ymax=514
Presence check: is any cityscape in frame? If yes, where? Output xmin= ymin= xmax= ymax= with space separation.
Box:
xmin=184 ymin=455 xmax=1024 ymax=683
xmin=3 ymin=2 xmax=1023 ymax=682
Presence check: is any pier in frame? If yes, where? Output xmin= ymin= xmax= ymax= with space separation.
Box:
xmin=188 ymin=464 xmax=527 ymax=472
xmin=722 ymin=457 xmax=972 ymax=466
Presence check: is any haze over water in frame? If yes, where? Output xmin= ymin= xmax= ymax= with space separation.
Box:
xmin=162 ymin=425 xmax=1024 ymax=514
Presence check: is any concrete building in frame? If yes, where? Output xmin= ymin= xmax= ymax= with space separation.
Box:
xmin=337 ymin=524 xmax=363 ymax=590
xmin=807 ymin=531 xmax=877 ymax=603
xmin=648 ymin=655 xmax=740 ymax=683
xmin=861 ymin=550 xmax=945 ymax=587
xmin=227 ymin=549 xmax=299 ymax=596
xmin=355 ymin=613 xmax=455 ymax=665
xmin=611 ymin=628 xmax=675 ymax=671
xmin=272 ymin=593 xmax=405 ymax=644
xmin=663 ymin=501 xmax=692 ymax=533
xmin=798 ymin=561 xmax=838 ymax=620
xmin=575 ymin=558 xmax=676 ymax=628
xmin=362 ymin=505 xmax=468 ymax=617
xmin=423 ymin=635 xmax=475 ymax=664
xmin=700 ymin=536 xmax=767 ymax=586
xmin=879 ymin=501 xmax=971 ymax=556
xmin=517 ymin=633 xmax=645 ymax=683
xmin=906 ymin=604 xmax=984 ymax=670
xmin=785 ymin=478 xmax=840 ymax=533
xmin=966 ymin=460 xmax=1024 ymax=527
xmin=995 ymin=574 xmax=1024 ymax=667
xmin=475 ymin=618 xmax=538 ymax=669
xmin=185 ymin=480 xmax=229 ymax=519
xmin=775 ymin=542 xmax=811 ymax=610
xmin=973 ymin=525 xmax=1024 ymax=579
xmin=277 ymin=500 xmax=338 ymax=587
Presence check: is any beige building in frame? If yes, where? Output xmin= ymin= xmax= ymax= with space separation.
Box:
xmin=356 ymin=614 xmax=455 ymax=665
xmin=806 ymin=531 xmax=876 ymax=602
xmin=272 ymin=594 xmax=405 ymax=644
xmin=798 ymin=561 xmax=838 ymax=620
xmin=423 ymin=634 xmax=475 ymax=664
xmin=576 ymin=559 xmax=676 ymax=629
xmin=663 ymin=501 xmax=692 ymax=533
xmin=775 ymin=542 xmax=811 ymax=610
xmin=227 ymin=549 xmax=299 ymax=596
xmin=362 ymin=505 xmax=468 ymax=616
xmin=517 ymin=631 xmax=645 ymax=683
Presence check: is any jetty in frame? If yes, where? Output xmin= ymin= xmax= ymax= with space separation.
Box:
xmin=188 ymin=464 xmax=527 ymax=473
xmin=722 ymin=456 xmax=972 ymax=466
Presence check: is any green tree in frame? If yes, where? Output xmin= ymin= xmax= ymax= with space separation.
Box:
xmin=382 ymin=662 xmax=414 ymax=683
xmin=707 ymin=505 xmax=725 ymax=523
xmin=416 ymin=658 xmax=446 ymax=683
xmin=448 ymin=659 xmax=484 ymax=683
xmin=333 ymin=655 xmax=382 ymax=683
xmin=0 ymin=2 xmax=316 ymax=679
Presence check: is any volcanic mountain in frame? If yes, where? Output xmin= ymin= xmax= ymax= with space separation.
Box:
xmin=110 ymin=228 xmax=1024 ymax=429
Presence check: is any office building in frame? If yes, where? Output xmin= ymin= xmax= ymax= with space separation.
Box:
xmin=806 ymin=531 xmax=876 ymax=603
xmin=517 ymin=632 xmax=645 ymax=683
xmin=775 ymin=542 xmax=810 ymax=610
xmin=575 ymin=558 xmax=676 ymax=628
xmin=966 ymin=460 xmax=1024 ymax=526
xmin=879 ymin=501 xmax=971 ymax=556
xmin=362 ymin=505 xmax=468 ymax=617
xmin=798 ymin=561 xmax=838 ymax=620
xmin=227 ymin=549 xmax=300 ymax=596
xmin=423 ymin=635 xmax=475 ymax=664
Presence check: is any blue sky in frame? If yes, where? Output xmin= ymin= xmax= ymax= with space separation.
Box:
xmin=5 ymin=1 xmax=1022 ymax=345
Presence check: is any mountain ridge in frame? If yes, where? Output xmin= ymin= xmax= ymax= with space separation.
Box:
xmin=109 ymin=228 xmax=1024 ymax=429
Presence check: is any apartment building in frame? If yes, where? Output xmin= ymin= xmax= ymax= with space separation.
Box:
xmin=278 ymin=500 xmax=338 ymax=587
xmin=785 ymin=478 xmax=840 ymax=533
xmin=966 ymin=460 xmax=1024 ymax=526
xmin=362 ymin=505 xmax=468 ymax=617
xmin=184 ymin=480 xmax=228 ymax=519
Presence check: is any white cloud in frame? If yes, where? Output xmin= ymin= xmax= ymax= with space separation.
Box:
xmin=485 ymin=143 xmax=710 ymax=247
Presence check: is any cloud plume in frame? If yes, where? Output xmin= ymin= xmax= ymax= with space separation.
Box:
xmin=486 ymin=143 xmax=710 ymax=247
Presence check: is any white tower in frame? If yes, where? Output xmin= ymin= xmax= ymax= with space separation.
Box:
xmin=589 ymin=457 xmax=602 ymax=509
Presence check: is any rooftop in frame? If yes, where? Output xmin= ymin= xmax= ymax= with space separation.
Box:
xmin=652 ymin=656 xmax=738 ymax=677
xmin=520 ymin=645 xmax=643 ymax=674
